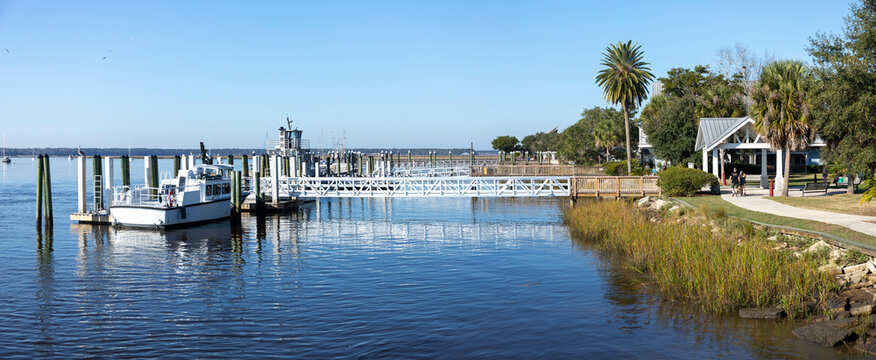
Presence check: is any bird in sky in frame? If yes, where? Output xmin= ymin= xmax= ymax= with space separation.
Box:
xmin=101 ymin=56 xmax=107 ymax=60
xmin=4 ymin=48 xmax=8 ymax=54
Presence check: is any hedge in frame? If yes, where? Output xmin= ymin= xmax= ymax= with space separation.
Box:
xmin=657 ymin=167 xmax=719 ymax=196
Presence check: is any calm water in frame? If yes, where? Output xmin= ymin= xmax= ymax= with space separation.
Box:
xmin=0 ymin=158 xmax=852 ymax=358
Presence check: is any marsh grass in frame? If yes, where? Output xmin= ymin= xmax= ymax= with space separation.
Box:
xmin=565 ymin=201 xmax=838 ymax=316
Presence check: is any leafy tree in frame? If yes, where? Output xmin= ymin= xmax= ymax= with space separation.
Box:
xmin=520 ymin=129 xmax=562 ymax=153
xmin=660 ymin=65 xmax=730 ymax=97
xmin=595 ymin=40 xmax=655 ymax=174
xmin=642 ymin=94 xmax=700 ymax=165
xmin=751 ymin=60 xmax=814 ymax=196
xmin=641 ymin=66 xmax=746 ymax=172
xmin=491 ymin=135 xmax=520 ymax=153
xmin=558 ymin=107 xmax=624 ymax=164
xmin=593 ymin=118 xmax=623 ymax=162
xmin=808 ymin=0 xmax=876 ymax=195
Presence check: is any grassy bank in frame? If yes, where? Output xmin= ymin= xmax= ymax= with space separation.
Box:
xmin=677 ymin=196 xmax=876 ymax=247
xmin=769 ymin=194 xmax=876 ymax=217
xmin=565 ymin=201 xmax=837 ymax=315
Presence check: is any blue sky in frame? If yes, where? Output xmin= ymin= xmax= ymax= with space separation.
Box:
xmin=0 ymin=0 xmax=852 ymax=149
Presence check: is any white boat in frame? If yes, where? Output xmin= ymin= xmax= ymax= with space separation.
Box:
xmin=110 ymin=164 xmax=235 ymax=228
xmin=1 ymin=133 xmax=10 ymax=164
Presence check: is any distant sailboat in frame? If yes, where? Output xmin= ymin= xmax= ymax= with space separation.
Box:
xmin=1 ymin=133 xmax=10 ymax=164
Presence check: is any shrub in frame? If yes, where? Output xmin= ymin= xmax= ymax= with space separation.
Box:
xmin=604 ymin=159 xmax=647 ymax=176
xmin=657 ymin=166 xmax=719 ymax=196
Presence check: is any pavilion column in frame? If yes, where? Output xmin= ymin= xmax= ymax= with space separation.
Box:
xmin=702 ymin=149 xmax=708 ymax=172
xmin=712 ymin=149 xmax=719 ymax=178
xmin=760 ymin=149 xmax=768 ymax=189
xmin=775 ymin=149 xmax=784 ymax=190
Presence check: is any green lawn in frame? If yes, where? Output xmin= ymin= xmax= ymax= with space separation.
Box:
xmin=676 ymin=195 xmax=876 ymax=247
xmin=769 ymin=193 xmax=876 ymax=217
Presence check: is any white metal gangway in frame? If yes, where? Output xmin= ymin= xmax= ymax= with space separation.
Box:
xmin=263 ymin=176 xmax=570 ymax=198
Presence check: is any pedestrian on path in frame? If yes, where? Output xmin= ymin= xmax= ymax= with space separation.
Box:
xmin=739 ymin=171 xmax=747 ymax=197
xmin=730 ymin=168 xmax=739 ymax=197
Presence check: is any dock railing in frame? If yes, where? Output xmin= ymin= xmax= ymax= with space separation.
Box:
xmin=570 ymin=176 xmax=661 ymax=198
xmin=471 ymin=165 xmax=603 ymax=177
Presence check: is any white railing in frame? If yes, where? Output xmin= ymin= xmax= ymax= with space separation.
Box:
xmin=262 ymin=176 xmax=570 ymax=198
xmin=111 ymin=186 xmax=176 ymax=208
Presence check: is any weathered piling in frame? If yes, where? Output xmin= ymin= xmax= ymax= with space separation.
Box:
xmin=93 ymin=154 xmax=103 ymax=210
xmin=121 ymin=155 xmax=130 ymax=187
xmin=42 ymin=154 xmax=52 ymax=224
xmin=149 ymin=155 xmax=158 ymax=196
xmin=231 ymin=170 xmax=241 ymax=223
xmin=173 ymin=155 xmax=180 ymax=177
xmin=242 ymin=155 xmax=249 ymax=177
xmin=36 ymin=155 xmax=44 ymax=228
xmin=408 ymin=150 xmax=412 ymax=165
xmin=253 ymin=171 xmax=264 ymax=215
xmin=449 ymin=151 xmax=452 ymax=163
xmin=227 ymin=155 xmax=234 ymax=166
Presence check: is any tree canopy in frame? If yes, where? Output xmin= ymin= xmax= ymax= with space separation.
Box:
xmin=808 ymin=0 xmax=876 ymax=194
xmin=491 ymin=135 xmax=520 ymax=153
xmin=558 ymin=107 xmax=628 ymax=165
xmin=640 ymin=65 xmax=747 ymax=167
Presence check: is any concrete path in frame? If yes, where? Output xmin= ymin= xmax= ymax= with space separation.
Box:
xmin=720 ymin=188 xmax=876 ymax=237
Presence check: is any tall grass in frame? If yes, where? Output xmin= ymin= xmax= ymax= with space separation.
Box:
xmin=565 ymin=201 xmax=837 ymax=315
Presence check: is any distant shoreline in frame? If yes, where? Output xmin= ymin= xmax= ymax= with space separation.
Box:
xmin=4 ymin=148 xmax=498 ymax=157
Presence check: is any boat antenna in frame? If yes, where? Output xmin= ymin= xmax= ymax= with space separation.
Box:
xmin=286 ymin=114 xmax=293 ymax=129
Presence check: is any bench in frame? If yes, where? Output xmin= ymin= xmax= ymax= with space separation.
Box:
xmin=801 ymin=182 xmax=829 ymax=196
xmin=834 ymin=176 xmax=863 ymax=190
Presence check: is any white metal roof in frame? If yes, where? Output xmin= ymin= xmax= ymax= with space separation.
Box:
xmin=695 ymin=117 xmax=753 ymax=151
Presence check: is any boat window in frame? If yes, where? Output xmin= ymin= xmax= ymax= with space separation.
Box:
xmin=206 ymin=184 xmax=212 ymax=196
xmin=213 ymin=184 xmax=220 ymax=196
xmin=223 ymin=183 xmax=230 ymax=194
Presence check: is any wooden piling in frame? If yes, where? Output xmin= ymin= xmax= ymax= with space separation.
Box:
xmin=173 ymin=155 xmax=180 ymax=177
xmin=121 ymin=155 xmax=131 ymax=187
xmin=227 ymin=155 xmax=234 ymax=166
xmin=36 ymin=155 xmax=44 ymax=227
xmin=254 ymin=171 xmax=264 ymax=215
xmin=231 ymin=170 xmax=241 ymax=222
xmin=42 ymin=154 xmax=53 ymax=224
xmin=242 ymin=155 xmax=249 ymax=177
xmin=149 ymin=155 xmax=158 ymax=196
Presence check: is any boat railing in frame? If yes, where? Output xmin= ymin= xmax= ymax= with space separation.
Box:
xmin=111 ymin=185 xmax=178 ymax=208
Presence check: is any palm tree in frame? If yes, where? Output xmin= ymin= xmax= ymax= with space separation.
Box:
xmin=750 ymin=60 xmax=814 ymax=196
xmin=596 ymin=41 xmax=654 ymax=174
xmin=594 ymin=119 xmax=622 ymax=163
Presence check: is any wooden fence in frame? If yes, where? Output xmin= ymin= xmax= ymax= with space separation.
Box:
xmin=570 ymin=176 xmax=661 ymax=198
xmin=471 ymin=165 xmax=603 ymax=177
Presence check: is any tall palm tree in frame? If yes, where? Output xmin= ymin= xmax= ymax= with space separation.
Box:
xmin=596 ymin=41 xmax=654 ymax=174
xmin=594 ymin=119 xmax=622 ymax=163
xmin=750 ymin=60 xmax=814 ymax=196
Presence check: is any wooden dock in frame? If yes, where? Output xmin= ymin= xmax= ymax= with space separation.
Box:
xmin=570 ymin=176 xmax=661 ymax=199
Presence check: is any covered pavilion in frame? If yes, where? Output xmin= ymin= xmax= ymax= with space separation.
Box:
xmin=694 ymin=116 xmax=825 ymax=188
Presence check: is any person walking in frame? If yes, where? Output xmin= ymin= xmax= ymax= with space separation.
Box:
xmin=730 ymin=168 xmax=739 ymax=197
xmin=739 ymin=170 xmax=747 ymax=196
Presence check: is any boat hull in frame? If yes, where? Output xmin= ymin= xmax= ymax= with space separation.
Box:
xmin=110 ymin=199 xmax=230 ymax=228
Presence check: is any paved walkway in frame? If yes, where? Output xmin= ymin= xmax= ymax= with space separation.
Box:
xmin=720 ymin=187 xmax=876 ymax=237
